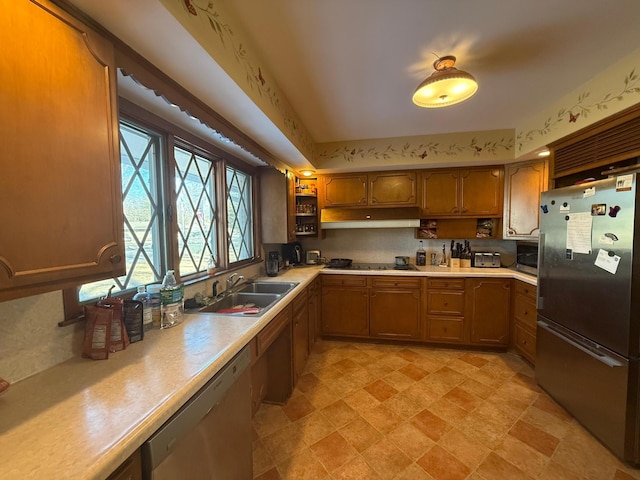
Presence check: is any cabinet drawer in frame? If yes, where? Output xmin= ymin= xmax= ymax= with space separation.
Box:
xmin=514 ymin=294 xmax=537 ymax=329
xmin=427 ymin=290 xmax=465 ymax=315
xmin=515 ymin=281 xmax=537 ymax=302
xmin=322 ymin=275 xmax=367 ymax=287
xmin=427 ymin=317 xmax=464 ymax=342
xmin=371 ymin=276 xmax=420 ymax=289
xmin=514 ymin=323 xmax=536 ymax=363
xmin=427 ymin=278 xmax=465 ymax=290
xmin=257 ymin=308 xmax=291 ymax=356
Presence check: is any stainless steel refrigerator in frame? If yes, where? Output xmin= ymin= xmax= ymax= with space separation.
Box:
xmin=537 ymin=173 xmax=640 ymax=464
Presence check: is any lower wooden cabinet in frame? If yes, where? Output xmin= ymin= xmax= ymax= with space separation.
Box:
xmin=319 ymin=273 xmax=515 ymax=350
xmin=292 ymin=289 xmax=309 ymax=386
xmin=250 ymin=306 xmax=292 ymax=415
xmin=466 ymin=278 xmax=511 ymax=346
xmin=370 ymin=277 xmax=422 ymax=339
xmin=425 ymin=278 xmax=465 ymax=344
xmin=512 ymin=280 xmax=538 ymax=363
xmin=321 ymin=276 xmax=369 ymax=336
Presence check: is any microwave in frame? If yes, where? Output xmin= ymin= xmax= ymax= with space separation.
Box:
xmin=516 ymin=241 xmax=538 ymax=276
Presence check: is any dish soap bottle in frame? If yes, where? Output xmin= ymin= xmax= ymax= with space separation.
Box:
xmin=416 ymin=241 xmax=426 ymax=266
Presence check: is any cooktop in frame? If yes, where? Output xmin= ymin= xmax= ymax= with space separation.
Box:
xmin=326 ymin=262 xmax=419 ymax=271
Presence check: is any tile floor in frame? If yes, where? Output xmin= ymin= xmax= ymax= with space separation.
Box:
xmin=252 ymin=340 xmax=640 ymax=480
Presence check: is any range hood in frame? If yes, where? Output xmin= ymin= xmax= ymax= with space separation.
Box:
xmin=320 ymin=207 xmax=421 ymax=229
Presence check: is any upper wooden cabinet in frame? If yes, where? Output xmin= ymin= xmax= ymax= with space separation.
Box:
xmin=368 ymin=172 xmax=417 ymax=206
xmin=260 ymin=168 xmax=297 ymax=243
xmin=320 ymin=171 xmax=417 ymax=208
xmin=0 ymin=0 xmax=124 ymax=301
xmin=503 ymin=159 xmax=549 ymax=239
xmin=420 ymin=167 xmax=504 ymax=218
xmin=320 ymin=174 xmax=368 ymax=207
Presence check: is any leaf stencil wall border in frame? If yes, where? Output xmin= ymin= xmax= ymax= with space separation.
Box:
xmin=316 ymin=135 xmax=514 ymax=164
xmin=517 ymin=68 xmax=640 ymax=153
xmin=179 ymin=0 xmax=315 ymax=159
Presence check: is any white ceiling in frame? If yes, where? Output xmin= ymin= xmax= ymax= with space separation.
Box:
xmin=69 ymin=0 xmax=640 ymax=170
xmin=225 ymin=0 xmax=640 ymax=142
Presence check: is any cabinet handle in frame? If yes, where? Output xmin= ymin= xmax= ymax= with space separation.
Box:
xmin=443 ymin=302 xmax=448 ymax=306
xmin=109 ymin=255 xmax=122 ymax=264
xmin=521 ymin=339 xmax=527 ymax=345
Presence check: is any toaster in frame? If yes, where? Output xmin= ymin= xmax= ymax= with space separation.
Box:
xmin=473 ymin=252 xmax=501 ymax=268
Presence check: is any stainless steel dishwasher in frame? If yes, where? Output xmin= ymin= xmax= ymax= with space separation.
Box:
xmin=141 ymin=346 xmax=252 ymax=479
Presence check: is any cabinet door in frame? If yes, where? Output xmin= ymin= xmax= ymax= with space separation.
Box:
xmin=260 ymin=168 xmax=296 ymax=243
xmin=419 ymin=170 xmax=460 ymax=216
xmin=459 ymin=167 xmax=504 ymax=216
xmin=370 ymin=288 xmax=421 ymax=339
xmin=467 ymin=278 xmax=511 ymax=346
xmin=0 ymin=0 xmax=124 ymax=301
xmin=321 ymin=174 xmax=368 ymax=207
xmin=368 ymin=172 xmax=417 ymax=206
xmin=292 ymin=289 xmax=309 ymax=385
xmin=503 ymin=159 xmax=548 ymax=239
xmin=321 ymin=286 xmax=369 ymax=336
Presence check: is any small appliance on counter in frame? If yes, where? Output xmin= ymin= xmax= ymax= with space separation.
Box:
xmin=283 ymin=241 xmax=303 ymax=265
xmin=472 ymin=252 xmax=501 ymax=268
xmin=266 ymin=251 xmax=279 ymax=276
xmin=306 ymin=250 xmax=321 ymax=265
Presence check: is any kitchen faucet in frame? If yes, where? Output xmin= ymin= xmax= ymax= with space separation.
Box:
xmin=226 ymin=273 xmax=245 ymax=293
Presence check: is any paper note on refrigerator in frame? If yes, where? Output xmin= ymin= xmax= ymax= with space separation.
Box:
xmin=566 ymin=212 xmax=592 ymax=254
xmin=595 ymin=249 xmax=620 ymax=274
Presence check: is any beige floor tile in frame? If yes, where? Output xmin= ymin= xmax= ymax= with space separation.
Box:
xmin=361 ymin=438 xmax=413 ymax=480
xmin=364 ymin=379 xmax=399 ymax=402
xmin=360 ymin=403 xmax=404 ymax=434
xmin=320 ymin=399 xmax=358 ymax=428
xmin=276 ymin=447 xmax=329 ymax=480
xmin=386 ymin=421 xmax=436 ymax=460
xmin=295 ymin=410 xmax=337 ymax=446
xmin=475 ymin=451 xmax=533 ymax=480
xmin=262 ymin=421 xmax=307 ymax=463
xmin=494 ymin=434 xmax=551 ymax=478
xmin=416 ymin=444 xmax=472 ymax=480
xmin=410 ymin=408 xmax=452 ymax=442
xmin=339 ymin=416 xmax=383 ymax=452
xmin=254 ymin=404 xmax=291 ymax=438
xmin=437 ymin=427 xmax=490 ymax=470
xmin=310 ymin=431 xmax=358 ymax=473
xmin=330 ymin=455 xmax=383 ymax=480
xmin=252 ymin=341 xmax=640 ymax=480
xmin=342 ymin=388 xmax=380 ymax=411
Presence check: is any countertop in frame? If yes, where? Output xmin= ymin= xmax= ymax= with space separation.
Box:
xmin=0 ymin=266 xmax=536 ymax=479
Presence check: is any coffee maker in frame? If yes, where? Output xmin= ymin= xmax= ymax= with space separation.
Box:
xmin=283 ymin=242 xmax=303 ymax=266
xmin=266 ymin=251 xmax=279 ymax=277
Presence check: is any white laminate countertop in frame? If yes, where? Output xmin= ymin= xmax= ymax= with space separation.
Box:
xmin=0 ymin=265 xmax=536 ymax=479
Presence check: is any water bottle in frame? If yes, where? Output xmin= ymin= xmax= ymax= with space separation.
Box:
xmin=133 ymin=285 xmax=153 ymax=332
xmin=147 ymin=284 xmax=162 ymax=329
xmin=160 ymin=270 xmax=184 ymax=329
xmin=162 ymin=270 xmax=177 ymax=287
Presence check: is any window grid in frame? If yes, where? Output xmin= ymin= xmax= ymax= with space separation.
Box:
xmin=174 ymin=146 xmax=218 ymax=277
xmin=226 ymin=166 xmax=254 ymax=263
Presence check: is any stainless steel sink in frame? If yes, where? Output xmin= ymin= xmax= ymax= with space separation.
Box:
xmin=199 ymin=292 xmax=282 ymax=315
xmin=237 ymin=281 xmax=298 ymax=295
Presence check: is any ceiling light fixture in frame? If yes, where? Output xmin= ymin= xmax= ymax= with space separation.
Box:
xmin=538 ymin=150 xmax=550 ymax=157
xmin=299 ymin=169 xmax=316 ymax=177
xmin=412 ymin=55 xmax=478 ymax=108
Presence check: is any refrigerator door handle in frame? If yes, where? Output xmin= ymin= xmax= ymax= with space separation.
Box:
xmin=537 ymin=233 xmax=544 ymax=310
xmin=538 ymin=320 xmax=623 ymax=368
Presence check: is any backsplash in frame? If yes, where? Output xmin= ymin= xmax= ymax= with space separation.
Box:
xmin=299 ymin=228 xmax=517 ymax=266
xmin=0 ymin=263 xmax=263 ymax=384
